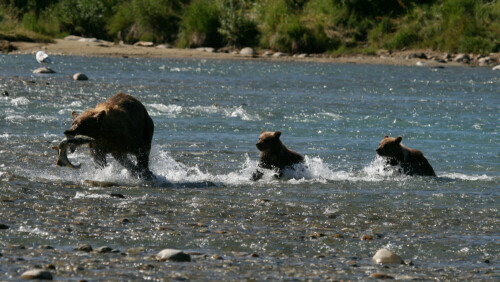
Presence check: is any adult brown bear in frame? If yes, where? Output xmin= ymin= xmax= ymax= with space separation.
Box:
xmin=251 ymin=130 xmax=304 ymax=180
xmin=376 ymin=136 xmax=436 ymax=176
xmin=63 ymin=92 xmax=154 ymax=179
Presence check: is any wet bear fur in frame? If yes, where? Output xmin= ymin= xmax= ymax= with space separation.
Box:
xmin=252 ymin=130 xmax=304 ymax=180
xmin=64 ymin=92 xmax=154 ymax=179
xmin=376 ymin=136 xmax=436 ymax=176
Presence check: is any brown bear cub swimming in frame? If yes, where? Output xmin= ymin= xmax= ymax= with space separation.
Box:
xmin=376 ymin=136 xmax=436 ymax=176
xmin=252 ymin=130 xmax=304 ymax=181
xmin=62 ymin=92 xmax=154 ymax=179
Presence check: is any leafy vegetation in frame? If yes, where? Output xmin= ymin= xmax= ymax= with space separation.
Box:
xmin=1 ymin=0 xmax=500 ymax=54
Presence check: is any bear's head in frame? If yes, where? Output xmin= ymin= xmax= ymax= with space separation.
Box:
xmin=64 ymin=110 xmax=106 ymax=138
xmin=256 ymin=130 xmax=282 ymax=152
xmin=376 ymin=136 xmax=403 ymax=158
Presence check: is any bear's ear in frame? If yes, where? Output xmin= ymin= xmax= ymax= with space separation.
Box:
xmin=95 ymin=110 xmax=106 ymax=122
xmin=384 ymin=135 xmax=389 ymax=139
xmin=261 ymin=130 xmax=267 ymax=133
xmin=396 ymin=136 xmax=402 ymax=143
xmin=71 ymin=111 xmax=78 ymax=120
xmin=274 ymin=130 xmax=282 ymax=138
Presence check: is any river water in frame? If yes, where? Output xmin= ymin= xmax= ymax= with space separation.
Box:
xmin=0 ymin=54 xmax=498 ymax=280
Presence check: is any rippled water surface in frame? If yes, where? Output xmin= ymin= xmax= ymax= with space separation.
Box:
xmin=0 ymin=54 xmax=499 ymax=280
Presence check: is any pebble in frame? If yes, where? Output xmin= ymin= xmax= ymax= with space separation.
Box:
xmin=372 ymin=249 xmax=404 ymax=264
xmin=369 ymin=273 xmax=394 ymax=279
xmin=20 ymin=269 xmax=53 ymax=280
xmin=156 ymin=249 xmax=191 ymax=262
xmin=74 ymin=243 xmax=93 ymax=252
xmin=73 ymin=73 xmax=88 ymax=81
xmin=0 ymin=223 xmax=9 ymax=229
xmin=33 ymin=67 xmax=55 ymax=74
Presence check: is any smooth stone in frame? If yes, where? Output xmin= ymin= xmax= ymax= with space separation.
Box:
xmin=297 ymin=53 xmax=309 ymax=58
xmin=156 ymin=248 xmax=191 ymax=262
xmin=372 ymin=248 xmax=404 ymax=264
xmin=64 ymin=35 xmax=83 ymax=41
xmin=239 ymin=47 xmax=255 ymax=56
xmin=74 ymin=243 xmax=93 ymax=252
xmin=77 ymin=37 xmax=100 ymax=43
xmin=370 ymin=273 xmax=394 ymax=279
xmin=492 ymin=65 xmax=500 ymax=70
xmin=134 ymin=41 xmax=154 ymax=47
xmin=272 ymin=52 xmax=287 ymax=57
xmin=20 ymin=269 xmax=53 ymax=280
xmin=156 ymin=44 xmax=172 ymax=49
xmin=33 ymin=67 xmax=55 ymax=74
xmin=195 ymin=47 xmax=215 ymax=53
xmin=0 ymin=223 xmax=9 ymax=229
xmin=262 ymin=51 xmax=273 ymax=57
xmin=73 ymin=73 xmax=88 ymax=81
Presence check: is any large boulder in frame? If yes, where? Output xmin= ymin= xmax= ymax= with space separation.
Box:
xmin=156 ymin=248 xmax=191 ymax=262
xmin=240 ymin=47 xmax=256 ymax=56
xmin=372 ymin=248 xmax=404 ymax=264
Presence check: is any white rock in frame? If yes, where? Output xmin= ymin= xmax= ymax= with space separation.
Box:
xmin=77 ymin=37 xmax=100 ymax=43
xmin=240 ymin=47 xmax=255 ymax=56
xmin=297 ymin=53 xmax=309 ymax=58
xmin=134 ymin=41 xmax=154 ymax=47
xmin=73 ymin=73 xmax=88 ymax=81
xmin=33 ymin=67 xmax=55 ymax=74
xmin=272 ymin=52 xmax=287 ymax=57
xmin=20 ymin=269 xmax=53 ymax=280
xmin=372 ymin=248 xmax=404 ymax=264
xmin=64 ymin=35 xmax=83 ymax=41
xmin=156 ymin=248 xmax=191 ymax=262
xmin=262 ymin=51 xmax=273 ymax=57
xmin=195 ymin=47 xmax=215 ymax=53
xmin=492 ymin=65 xmax=500 ymax=70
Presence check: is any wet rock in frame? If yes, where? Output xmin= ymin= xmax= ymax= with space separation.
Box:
xmin=0 ymin=223 xmax=9 ymax=229
xmin=126 ymin=247 xmax=146 ymax=254
xmin=492 ymin=65 xmax=500 ymax=70
xmin=370 ymin=273 xmax=394 ymax=279
xmin=20 ymin=269 xmax=53 ymax=280
xmin=117 ymin=218 xmax=130 ymax=223
xmin=138 ymin=263 xmax=155 ymax=270
xmin=443 ymin=53 xmax=452 ymax=61
xmin=73 ymin=73 xmax=88 ymax=81
xmin=347 ymin=260 xmax=358 ymax=267
xmin=74 ymin=243 xmax=93 ymax=252
xmin=133 ymin=41 xmax=154 ymax=47
xmin=306 ymin=232 xmax=325 ymax=239
xmin=156 ymin=249 xmax=191 ymax=262
xmin=33 ymin=67 xmax=55 ymax=74
xmin=248 ymin=253 xmax=259 ymax=258
xmin=1 ymin=90 xmax=8 ymax=96
xmin=404 ymin=259 xmax=413 ymax=266
xmin=110 ymin=193 xmax=125 ymax=198
xmin=454 ymin=54 xmax=470 ymax=64
xmin=372 ymin=249 xmax=404 ymax=264
xmin=334 ymin=233 xmax=344 ymax=238
xmin=45 ymin=264 xmax=56 ymax=270
xmin=96 ymin=246 xmax=113 ymax=253
xmin=39 ymin=245 xmax=54 ymax=249
xmin=361 ymin=234 xmax=374 ymax=240
xmin=211 ymin=254 xmax=223 ymax=260
xmin=240 ymin=47 xmax=255 ymax=56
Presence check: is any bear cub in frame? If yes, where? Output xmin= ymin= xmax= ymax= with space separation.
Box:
xmin=376 ymin=136 xmax=436 ymax=176
xmin=252 ymin=130 xmax=304 ymax=180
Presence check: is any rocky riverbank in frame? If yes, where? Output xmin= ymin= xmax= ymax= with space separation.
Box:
xmin=7 ymin=36 xmax=500 ymax=69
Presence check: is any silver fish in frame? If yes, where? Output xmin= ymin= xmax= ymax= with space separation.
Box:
xmin=53 ymin=135 xmax=95 ymax=169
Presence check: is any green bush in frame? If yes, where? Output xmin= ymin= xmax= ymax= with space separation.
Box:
xmin=54 ymin=0 xmax=107 ymax=38
xmin=217 ymin=0 xmax=258 ymax=47
xmin=177 ymin=0 xmax=222 ymax=48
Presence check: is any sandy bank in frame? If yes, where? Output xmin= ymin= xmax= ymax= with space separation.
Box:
xmin=9 ymin=38 xmax=500 ymax=68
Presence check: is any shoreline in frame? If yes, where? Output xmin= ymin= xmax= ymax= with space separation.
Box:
xmin=8 ymin=38 xmax=500 ymax=68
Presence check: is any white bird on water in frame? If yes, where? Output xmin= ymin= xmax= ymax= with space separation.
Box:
xmin=36 ymin=51 xmax=52 ymax=64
